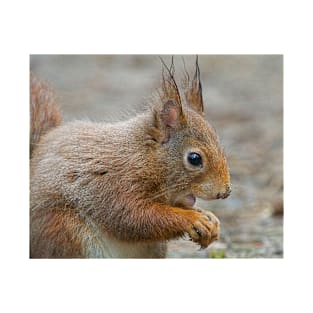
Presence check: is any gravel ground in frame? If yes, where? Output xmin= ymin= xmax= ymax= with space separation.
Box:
xmin=30 ymin=55 xmax=283 ymax=258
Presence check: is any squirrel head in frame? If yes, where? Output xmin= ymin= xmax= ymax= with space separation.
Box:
xmin=148 ymin=57 xmax=231 ymax=207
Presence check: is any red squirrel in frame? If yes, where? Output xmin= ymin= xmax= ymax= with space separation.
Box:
xmin=30 ymin=57 xmax=231 ymax=258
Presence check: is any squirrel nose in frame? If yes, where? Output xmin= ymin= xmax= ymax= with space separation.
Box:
xmin=216 ymin=185 xmax=231 ymax=199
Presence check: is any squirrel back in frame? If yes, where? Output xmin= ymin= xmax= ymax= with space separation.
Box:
xmin=30 ymin=58 xmax=231 ymax=258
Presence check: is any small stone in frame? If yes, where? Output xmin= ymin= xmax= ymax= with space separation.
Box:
xmin=272 ymin=199 xmax=284 ymax=216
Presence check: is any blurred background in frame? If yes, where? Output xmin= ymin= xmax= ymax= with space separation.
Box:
xmin=30 ymin=55 xmax=283 ymax=258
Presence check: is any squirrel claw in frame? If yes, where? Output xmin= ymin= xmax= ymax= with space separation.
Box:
xmin=185 ymin=209 xmax=220 ymax=249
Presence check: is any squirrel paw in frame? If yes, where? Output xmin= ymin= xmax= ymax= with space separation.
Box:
xmin=185 ymin=209 xmax=220 ymax=249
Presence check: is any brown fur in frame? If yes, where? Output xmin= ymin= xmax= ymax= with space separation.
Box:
xmin=30 ymin=73 xmax=62 ymax=157
xmin=30 ymin=60 xmax=231 ymax=258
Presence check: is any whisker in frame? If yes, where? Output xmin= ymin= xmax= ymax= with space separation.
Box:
xmin=150 ymin=182 xmax=188 ymax=200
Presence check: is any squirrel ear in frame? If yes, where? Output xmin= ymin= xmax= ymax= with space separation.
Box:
xmin=184 ymin=56 xmax=204 ymax=114
xmin=160 ymin=99 xmax=184 ymax=129
xmin=153 ymin=57 xmax=186 ymax=142
xmin=152 ymin=99 xmax=185 ymax=144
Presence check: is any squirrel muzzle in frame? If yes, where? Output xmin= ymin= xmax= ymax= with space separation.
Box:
xmin=192 ymin=181 xmax=231 ymax=201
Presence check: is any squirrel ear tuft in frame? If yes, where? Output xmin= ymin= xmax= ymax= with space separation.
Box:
xmin=183 ymin=56 xmax=204 ymax=114
xmin=159 ymin=56 xmax=183 ymax=110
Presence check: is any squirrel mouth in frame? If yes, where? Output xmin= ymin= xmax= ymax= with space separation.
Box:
xmin=171 ymin=193 xmax=196 ymax=208
xmin=181 ymin=194 xmax=196 ymax=207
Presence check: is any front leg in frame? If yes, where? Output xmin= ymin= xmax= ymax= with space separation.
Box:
xmin=98 ymin=199 xmax=220 ymax=249
xmin=190 ymin=207 xmax=220 ymax=248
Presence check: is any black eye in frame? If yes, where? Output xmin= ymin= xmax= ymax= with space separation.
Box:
xmin=187 ymin=152 xmax=202 ymax=167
